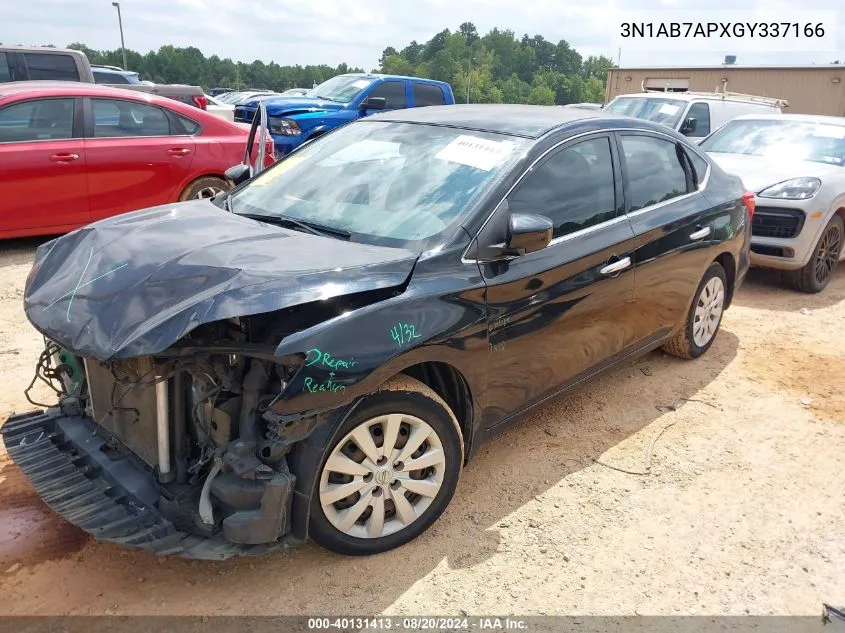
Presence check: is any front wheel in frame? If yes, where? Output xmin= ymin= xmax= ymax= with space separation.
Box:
xmin=308 ymin=376 xmax=463 ymax=555
xmin=663 ymin=262 xmax=727 ymax=360
xmin=787 ymin=215 xmax=843 ymax=294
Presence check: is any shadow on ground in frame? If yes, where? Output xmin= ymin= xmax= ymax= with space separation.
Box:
xmin=1 ymin=326 xmax=740 ymax=614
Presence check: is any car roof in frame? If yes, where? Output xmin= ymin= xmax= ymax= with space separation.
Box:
xmin=0 ymin=80 xmax=147 ymax=99
xmin=369 ymin=104 xmax=617 ymax=138
xmin=336 ymin=72 xmax=451 ymax=86
xmin=729 ymin=113 xmax=845 ymax=125
xmin=0 ymin=81 xmax=227 ymax=123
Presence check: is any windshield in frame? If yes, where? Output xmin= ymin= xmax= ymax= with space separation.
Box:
xmin=604 ymin=96 xmax=686 ymax=128
xmin=701 ymin=119 xmax=845 ymax=167
xmin=306 ymin=75 xmax=375 ymax=103
xmin=229 ymin=121 xmax=529 ymax=249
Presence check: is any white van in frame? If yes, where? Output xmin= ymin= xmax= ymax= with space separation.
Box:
xmin=603 ymin=91 xmax=786 ymax=142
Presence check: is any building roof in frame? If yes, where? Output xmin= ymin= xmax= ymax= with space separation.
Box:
xmin=612 ymin=65 xmax=844 ymax=71
xmin=369 ymin=103 xmax=606 ymax=138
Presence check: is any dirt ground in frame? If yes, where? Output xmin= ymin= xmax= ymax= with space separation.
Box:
xmin=0 ymin=237 xmax=843 ymax=616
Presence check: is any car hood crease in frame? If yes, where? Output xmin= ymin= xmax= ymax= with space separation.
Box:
xmin=23 ymin=201 xmax=418 ymax=360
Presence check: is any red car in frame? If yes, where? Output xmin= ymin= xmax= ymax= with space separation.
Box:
xmin=0 ymin=81 xmax=274 ymax=239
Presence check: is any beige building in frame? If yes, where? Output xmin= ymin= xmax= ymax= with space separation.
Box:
xmin=605 ymin=65 xmax=845 ymax=116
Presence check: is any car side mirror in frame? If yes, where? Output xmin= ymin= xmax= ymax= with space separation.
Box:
xmin=507 ymin=213 xmax=554 ymax=255
xmin=680 ymin=117 xmax=698 ymax=135
xmin=361 ymin=97 xmax=387 ymax=111
xmin=225 ymin=164 xmax=251 ymax=186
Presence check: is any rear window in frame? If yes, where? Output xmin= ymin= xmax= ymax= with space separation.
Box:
xmin=22 ymin=52 xmax=80 ymax=81
xmin=413 ymin=83 xmax=446 ymax=107
xmin=94 ymin=70 xmax=127 ymax=84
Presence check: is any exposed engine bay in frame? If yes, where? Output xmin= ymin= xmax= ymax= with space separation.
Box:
xmin=17 ymin=309 xmax=362 ymax=555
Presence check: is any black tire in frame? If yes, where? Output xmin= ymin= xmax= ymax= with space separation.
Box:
xmin=308 ymin=376 xmax=463 ymax=555
xmin=786 ymin=215 xmax=843 ymax=294
xmin=663 ymin=262 xmax=728 ymax=360
xmin=178 ymin=176 xmax=231 ymax=202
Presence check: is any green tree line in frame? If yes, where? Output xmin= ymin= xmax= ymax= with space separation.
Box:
xmin=61 ymin=22 xmax=614 ymax=104
xmin=65 ymin=42 xmax=363 ymax=92
xmin=379 ymin=23 xmax=614 ymax=105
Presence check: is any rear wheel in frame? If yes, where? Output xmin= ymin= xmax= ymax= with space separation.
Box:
xmin=178 ymin=176 xmax=230 ymax=202
xmin=663 ymin=262 xmax=727 ymax=360
xmin=786 ymin=215 xmax=843 ymax=294
xmin=308 ymin=376 xmax=463 ymax=555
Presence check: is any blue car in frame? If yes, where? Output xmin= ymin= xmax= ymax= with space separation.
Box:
xmin=235 ymin=73 xmax=455 ymax=156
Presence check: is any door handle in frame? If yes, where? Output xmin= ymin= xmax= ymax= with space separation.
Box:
xmin=167 ymin=148 xmax=191 ymax=156
xmin=600 ymin=256 xmax=632 ymax=276
xmin=690 ymin=226 xmax=712 ymax=240
xmin=50 ymin=153 xmax=79 ymax=162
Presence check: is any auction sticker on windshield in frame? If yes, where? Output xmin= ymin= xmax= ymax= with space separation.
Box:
xmin=435 ymin=135 xmax=516 ymax=171
xmin=658 ymin=103 xmax=681 ymax=115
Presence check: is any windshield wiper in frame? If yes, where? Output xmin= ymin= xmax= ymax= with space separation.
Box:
xmin=238 ymin=213 xmax=351 ymax=240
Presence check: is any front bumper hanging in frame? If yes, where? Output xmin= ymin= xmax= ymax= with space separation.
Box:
xmin=1 ymin=410 xmax=295 ymax=560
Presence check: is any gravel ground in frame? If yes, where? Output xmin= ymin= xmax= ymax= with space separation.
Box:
xmin=0 ymin=238 xmax=843 ymax=616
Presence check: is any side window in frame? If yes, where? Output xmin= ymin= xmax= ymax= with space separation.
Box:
xmin=412 ymin=83 xmax=445 ymax=107
xmin=682 ymin=146 xmax=710 ymax=188
xmin=508 ymin=137 xmax=617 ymax=239
xmin=92 ymin=98 xmax=171 ymax=137
xmin=368 ymin=81 xmax=407 ymax=109
xmin=621 ymin=135 xmax=691 ymax=211
xmin=175 ymin=115 xmax=202 ymax=135
xmin=22 ymin=53 xmax=80 ymax=81
xmin=0 ymin=53 xmax=11 ymax=83
xmin=0 ymin=98 xmax=75 ymax=142
xmin=686 ymin=102 xmax=711 ymax=137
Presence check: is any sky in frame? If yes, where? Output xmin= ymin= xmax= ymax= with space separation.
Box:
xmin=3 ymin=0 xmax=844 ymax=70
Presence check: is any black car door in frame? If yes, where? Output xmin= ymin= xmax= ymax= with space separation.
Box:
xmin=615 ymin=131 xmax=718 ymax=345
xmin=474 ymin=133 xmax=640 ymax=428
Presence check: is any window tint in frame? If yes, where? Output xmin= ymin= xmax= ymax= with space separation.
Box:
xmin=92 ymin=99 xmax=171 ymax=137
xmin=508 ymin=137 xmax=617 ymax=239
xmin=0 ymin=53 xmax=11 ymax=83
xmin=682 ymin=146 xmax=710 ymax=187
xmin=412 ymin=83 xmax=445 ymax=106
xmin=368 ymin=81 xmax=406 ymax=108
xmin=93 ymin=70 xmax=129 ymax=84
xmin=22 ymin=52 xmax=79 ymax=81
xmin=621 ymin=135 xmax=690 ymax=211
xmin=0 ymin=98 xmax=75 ymax=142
xmin=686 ymin=102 xmax=711 ymax=137
xmin=176 ymin=115 xmax=201 ymax=135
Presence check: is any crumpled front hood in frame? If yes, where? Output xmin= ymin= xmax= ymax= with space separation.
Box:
xmin=708 ymin=153 xmax=842 ymax=193
xmin=24 ymin=201 xmax=418 ymax=360
xmin=247 ymin=97 xmax=345 ymax=116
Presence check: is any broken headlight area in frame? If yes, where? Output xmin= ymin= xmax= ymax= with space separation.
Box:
xmin=3 ymin=321 xmax=340 ymax=558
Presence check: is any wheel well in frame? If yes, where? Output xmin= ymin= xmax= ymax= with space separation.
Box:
xmin=399 ymin=362 xmax=472 ymax=459
xmin=834 ymin=207 xmax=845 ymax=225
xmin=178 ymin=173 xmax=228 ymax=199
xmin=714 ymin=252 xmax=736 ymax=307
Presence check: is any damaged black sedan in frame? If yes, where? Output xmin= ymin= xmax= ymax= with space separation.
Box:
xmin=3 ymin=105 xmax=751 ymax=557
